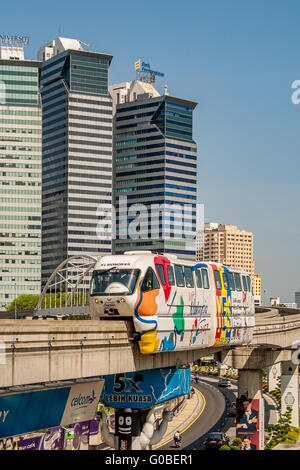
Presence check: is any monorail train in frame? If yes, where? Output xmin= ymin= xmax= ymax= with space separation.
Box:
xmin=89 ymin=251 xmax=255 ymax=354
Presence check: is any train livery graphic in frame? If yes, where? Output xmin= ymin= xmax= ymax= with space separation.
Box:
xmin=89 ymin=251 xmax=255 ymax=354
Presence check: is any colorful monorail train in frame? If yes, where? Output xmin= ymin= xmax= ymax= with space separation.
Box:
xmin=89 ymin=251 xmax=255 ymax=354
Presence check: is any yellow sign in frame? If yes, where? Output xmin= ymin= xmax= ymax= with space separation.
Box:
xmin=135 ymin=60 xmax=141 ymax=71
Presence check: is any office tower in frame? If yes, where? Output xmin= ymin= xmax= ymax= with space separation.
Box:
xmin=0 ymin=43 xmax=41 ymax=310
xmin=39 ymin=38 xmax=113 ymax=287
xmin=196 ymin=223 xmax=255 ymax=277
xmin=109 ymin=80 xmax=198 ymax=260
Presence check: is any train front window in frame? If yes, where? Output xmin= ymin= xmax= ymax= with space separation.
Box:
xmin=91 ymin=269 xmax=140 ymax=296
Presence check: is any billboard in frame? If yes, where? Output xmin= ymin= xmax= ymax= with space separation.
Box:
xmin=0 ymin=420 xmax=99 ymax=451
xmin=101 ymin=367 xmax=190 ymax=409
xmin=0 ymin=380 xmax=104 ymax=439
xmin=236 ymin=397 xmax=264 ymax=450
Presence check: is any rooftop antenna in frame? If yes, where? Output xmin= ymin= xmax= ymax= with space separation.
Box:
xmin=164 ymin=84 xmax=169 ymax=96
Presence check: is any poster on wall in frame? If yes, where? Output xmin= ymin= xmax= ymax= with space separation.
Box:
xmin=0 ymin=436 xmax=18 ymax=450
xmin=236 ymin=397 xmax=264 ymax=450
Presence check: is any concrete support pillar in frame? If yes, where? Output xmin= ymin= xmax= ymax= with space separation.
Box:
xmin=236 ymin=369 xmax=265 ymax=450
xmin=217 ymin=363 xmax=227 ymax=377
xmin=267 ymin=363 xmax=281 ymax=392
xmin=281 ymin=361 xmax=299 ymax=428
xmin=238 ymin=369 xmax=263 ymax=400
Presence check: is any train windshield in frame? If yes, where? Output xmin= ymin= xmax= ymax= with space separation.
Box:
xmin=90 ymin=268 xmax=140 ymax=296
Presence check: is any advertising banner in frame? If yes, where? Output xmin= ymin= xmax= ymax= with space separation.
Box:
xmin=101 ymin=367 xmax=190 ymax=409
xmin=16 ymin=427 xmax=64 ymax=451
xmin=1 ymin=420 xmax=98 ymax=451
xmin=0 ymin=380 xmax=104 ymax=439
xmin=236 ymin=397 xmax=264 ymax=450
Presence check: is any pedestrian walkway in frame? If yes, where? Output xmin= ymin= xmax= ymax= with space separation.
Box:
xmin=152 ymin=389 xmax=204 ymax=449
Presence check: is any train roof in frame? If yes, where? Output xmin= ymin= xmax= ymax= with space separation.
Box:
xmin=94 ymin=252 xmax=250 ymax=275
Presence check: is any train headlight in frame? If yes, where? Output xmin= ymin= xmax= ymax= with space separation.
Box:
xmin=120 ymin=298 xmax=126 ymax=303
xmin=95 ymin=299 xmax=99 ymax=303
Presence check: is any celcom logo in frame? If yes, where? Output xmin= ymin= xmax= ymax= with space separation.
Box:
xmin=71 ymin=389 xmax=96 ymax=407
xmin=291 ymin=340 xmax=300 ymax=365
xmin=0 ymin=80 xmax=5 ymax=105
xmin=0 ymin=340 xmax=5 ymax=365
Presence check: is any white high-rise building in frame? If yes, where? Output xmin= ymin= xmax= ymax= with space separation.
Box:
xmin=39 ymin=38 xmax=113 ymax=287
xmin=0 ymin=43 xmax=42 ymax=310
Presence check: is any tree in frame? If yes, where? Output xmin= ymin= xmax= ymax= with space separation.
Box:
xmin=5 ymin=294 xmax=40 ymax=312
xmin=265 ymin=407 xmax=294 ymax=449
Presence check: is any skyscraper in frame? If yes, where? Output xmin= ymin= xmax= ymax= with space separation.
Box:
xmin=109 ymin=80 xmax=198 ymax=260
xmin=0 ymin=42 xmax=41 ymax=310
xmin=39 ymin=38 xmax=113 ymax=287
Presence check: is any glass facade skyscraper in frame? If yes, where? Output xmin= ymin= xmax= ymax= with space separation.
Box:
xmin=110 ymin=81 xmax=197 ymax=260
xmin=40 ymin=43 xmax=113 ymax=287
xmin=0 ymin=53 xmax=42 ymax=310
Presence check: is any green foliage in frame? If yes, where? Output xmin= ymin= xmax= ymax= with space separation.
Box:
xmin=65 ymin=314 xmax=91 ymax=320
xmin=5 ymin=294 xmax=39 ymax=312
xmin=265 ymin=407 xmax=299 ymax=449
xmin=219 ymin=445 xmax=230 ymax=450
xmin=6 ymin=291 xmax=89 ymax=312
xmin=232 ymin=438 xmax=242 ymax=446
xmin=230 ymin=445 xmax=240 ymax=450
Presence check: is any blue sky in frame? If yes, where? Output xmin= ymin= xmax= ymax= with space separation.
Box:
xmin=4 ymin=0 xmax=300 ymax=301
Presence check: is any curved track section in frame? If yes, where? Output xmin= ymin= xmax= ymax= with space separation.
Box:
xmin=159 ymin=380 xmax=227 ymax=450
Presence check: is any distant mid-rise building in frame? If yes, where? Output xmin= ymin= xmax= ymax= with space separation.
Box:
xmin=196 ymin=223 xmax=255 ymax=278
xmin=39 ymin=38 xmax=113 ymax=287
xmin=253 ymin=274 xmax=262 ymax=306
xmin=282 ymin=302 xmax=297 ymax=309
xmin=109 ymin=80 xmax=198 ymax=260
xmin=270 ymin=297 xmax=280 ymax=307
xmin=0 ymin=44 xmax=42 ymax=310
xmin=295 ymin=291 xmax=300 ymax=308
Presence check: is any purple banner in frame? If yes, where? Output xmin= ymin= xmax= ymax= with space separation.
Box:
xmin=3 ymin=420 xmax=99 ymax=451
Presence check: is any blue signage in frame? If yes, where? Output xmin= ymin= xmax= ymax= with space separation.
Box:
xmin=0 ymin=380 xmax=103 ymax=439
xmin=0 ymin=388 xmax=70 ymax=439
xmin=101 ymin=367 xmax=191 ymax=409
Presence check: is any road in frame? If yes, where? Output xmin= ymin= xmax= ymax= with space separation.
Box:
xmin=159 ymin=375 xmax=278 ymax=450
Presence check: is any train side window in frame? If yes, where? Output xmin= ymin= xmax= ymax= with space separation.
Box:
xmin=214 ymin=270 xmax=222 ymax=290
xmin=222 ymin=272 xmax=229 ymax=290
xmin=195 ymin=270 xmax=202 ymax=288
xmin=242 ymin=275 xmax=248 ymax=292
xmin=227 ymin=272 xmax=235 ymax=291
xmin=167 ymin=265 xmax=175 ymax=286
xmin=247 ymin=276 xmax=252 ymax=293
xmin=141 ymin=267 xmax=160 ymax=292
xmin=202 ymin=269 xmax=210 ymax=289
xmin=184 ymin=266 xmax=194 ymax=288
xmin=234 ymin=273 xmax=242 ymax=291
xmin=175 ymin=265 xmax=185 ymax=287
xmin=155 ymin=264 xmax=166 ymax=286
